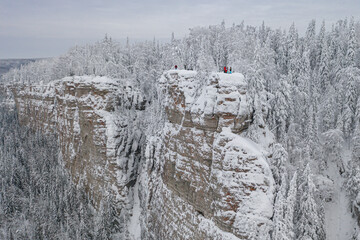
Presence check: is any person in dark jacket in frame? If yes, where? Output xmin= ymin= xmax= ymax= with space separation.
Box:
xmin=175 ymin=65 xmax=178 ymax=70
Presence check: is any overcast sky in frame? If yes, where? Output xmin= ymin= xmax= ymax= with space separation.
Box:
xmin=0 ymin=0 xmax=359 ymax=59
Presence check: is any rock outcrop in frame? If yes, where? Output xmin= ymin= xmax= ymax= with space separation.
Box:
xmin=10 ymin=76 xmax=145 ymax=210
xmin=143 ymin=71 xmax=274 ymax=239
xmin=7 ymin=71 xmax=275 ymax=239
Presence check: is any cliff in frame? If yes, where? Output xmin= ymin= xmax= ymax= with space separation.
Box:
xmin=143 ymin=71 xmax=274 ymax=239
xmin=10 ymin=76 xmax=146 ymax=214
xmin=7 ymin=71 xmax=275 ymax=239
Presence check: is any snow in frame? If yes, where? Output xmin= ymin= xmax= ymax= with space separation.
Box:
xmin=2 ymin=18 xmax=359 ymax=240
xmin=323 ymin=148 xmax=357 ymax=240
xmin=128 ymin=179 xmax=142 ymax=240
xmin=215 ymin=127 xmax=275 ymax=219
xmin=167 ymin=69 xmax=197 ymax=76
xmin=142 ymin=70 xmax=275 ymax=239
xmin=217 ymin=72 xmax=246 ymax=87
xmin=10 ymin=68 xmax=358 ymax=239
xmin=62 ymin=75 xmax=121 ymax=88
xmin=161 ymin=70 xmax=251 ymax=134
xmin=221 ymin=126 xmax=267 ymax=160
xmin=198 ymin=217 xmax=244 ymax=240
xmin=162 ymin=71 xmax=246 ymax=114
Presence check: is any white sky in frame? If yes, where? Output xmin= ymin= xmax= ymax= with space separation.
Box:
xmin=0 ymin=0 xmax=359 ymax=58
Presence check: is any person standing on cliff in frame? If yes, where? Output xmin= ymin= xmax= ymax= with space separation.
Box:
xmin=224 ymin=66 xmax=227 ymax=73
xmin=229 ymin=67 xmax=232 ymax=74
xmin=175 ymin=65 xmax=178 ymax=70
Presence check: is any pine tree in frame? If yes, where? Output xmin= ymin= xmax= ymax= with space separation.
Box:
xmin=271 ymin=143 xmax=288 ymax=186
xmin=321 ymin=86 xmax=336 ymax=132
xmin=197 ymin=41 xmax=216 ymax=72
xmin=288 ymin=23 xmax=298 ymax=51
xmin=305 ymin=19 xmax=317 ymax=70
xmin=346 ymin=165 xmax=360 ymax=209
xmin=318 ymin=35 xmax=330 ymax=93
xmin=355 ymin=98 xmax=360 ymax=131
xmin=296 ymin=165 xmax=326 ymax=240
xmin=339 ymin=66 xmax=359 ymax=138
xmin=316 ymin=21 xmax=326 ymax=66
xmin=322 ymin=129 xmax=345 ymax=172
xmin=296 ymin=50 xmax=312 ymax=138
xmin=123 ymin=37 xmax=134 ymax=74
xmin=285 ymin=172 xmax=297 ymax=240
xmin=255 ymin=34 xmax=277 ymax=93
xmin=272 ymin=175 xmax=289 ymax=240
xmin=273 ymin=75 xmax=290 ymax=144
xmin=246 ymin=63 xmax=268 ymax=143
xmin=346 ymin=18 xmax=357 ymax=67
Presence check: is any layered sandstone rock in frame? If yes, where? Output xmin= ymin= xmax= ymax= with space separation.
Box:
xmin=10 ymin=76 xmax=145 ymax=209
xmin=8 ymin=71 xmax=275 ymax=239
xmin=143 ymin=71 xmax=275 ymax=239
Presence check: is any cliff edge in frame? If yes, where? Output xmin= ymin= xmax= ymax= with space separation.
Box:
xmin=143 ymin=70 xmax=275 ymax=239
xmin=7 ymin=71 xmax=275 ymax=239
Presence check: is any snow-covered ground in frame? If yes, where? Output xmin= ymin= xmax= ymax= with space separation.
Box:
xmin=324 ymin=148 xmax=357 ymax=240
xmin=128 ymin=179 xmax=142 ymax=240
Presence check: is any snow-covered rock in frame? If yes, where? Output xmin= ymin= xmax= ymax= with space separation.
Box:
xmin=8 ymin=71 xmax=275 ymax=239
xmin=143 ymin=70 xmax=275 ymax=239
xmin=10 ymin=76 xmax=146 ymax=212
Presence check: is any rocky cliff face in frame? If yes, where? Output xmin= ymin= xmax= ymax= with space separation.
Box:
xmin=143 ymin=71 xmax=274 ymax=239
xmin=7 ymin=71 xmax=275 ymax=239
xmin=10 ymin=76 xmax=146 ymax=213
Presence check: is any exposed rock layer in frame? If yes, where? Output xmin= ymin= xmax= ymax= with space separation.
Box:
xmin=144 ymin=71 xmax=274 ymax=239
xmin=7 ymin=71 xmax=275 ymax=239
xmin=10 ymin=76 xmax=145 ymax=208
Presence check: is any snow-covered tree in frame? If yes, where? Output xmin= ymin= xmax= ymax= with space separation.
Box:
xmin=296 ymin=165 xmax=326 ymax=240
xmin=273 ymin=76 xmax=291 ymax=144
xmin=272 ymin=175 xmax=288 ymax=240
xmin=318 ymin=34 xmax=330 ymax=93
xmin=271 ymin=143 xmax=288 ymax=186
xmin=346 ymin=18 xmax=357 ymax=67
xmin=321 ymin=86 xmax=336 ymax=132
xmin=1 ymin=18 xmax=360 ymax=239
xmin=305 ymin=19 xmax=317 ymax=70
xmin=322 ymin=129 xmax=345 ymax=173
xmin=284 ymin=172 xmax=297 ymax=240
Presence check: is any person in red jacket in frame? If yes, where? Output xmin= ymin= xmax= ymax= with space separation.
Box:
xmin=224 ymin=66 xmax=227 ymax=73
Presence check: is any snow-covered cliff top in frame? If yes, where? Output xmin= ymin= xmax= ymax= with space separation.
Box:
xmin=160 ymin=70 xmax=250 ymax=133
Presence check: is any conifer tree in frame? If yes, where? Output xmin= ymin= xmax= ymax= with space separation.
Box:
xmin=346 ymin=18 xmax=357 ymax=67
xmin=285 ymin=172 xmax=297 ymax=240
xmin=271 ymin=143 xmax=288 ymax=186
xmin=272 ymin=175 xmax=288 ymax=240
xmin=296 ymin=165 xmax=326 ymax=240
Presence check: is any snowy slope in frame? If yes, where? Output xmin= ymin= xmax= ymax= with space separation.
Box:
xmin=323 ymin=149 xmax=357 ymax=239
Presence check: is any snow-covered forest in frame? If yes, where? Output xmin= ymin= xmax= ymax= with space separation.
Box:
xmin=1 ymin=18 xmax=360 ymax=239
